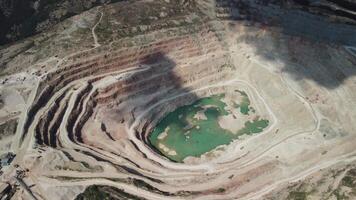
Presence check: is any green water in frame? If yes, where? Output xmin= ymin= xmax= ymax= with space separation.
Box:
xmin=233 ymin=90 xmax=251 ymax=115
xmin=149 ymin=93 xmax=269 ymax=162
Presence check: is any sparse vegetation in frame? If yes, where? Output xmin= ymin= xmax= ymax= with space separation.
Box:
xmin=287 ymin=191 xmax=308 ymax=200
xmin=333 ymin=189 xmax=348 ymax=200
xmin=75 ymin=185 xmax=146 ymax=200
xmin=217 ymin=188 xmax=226 ymax=193
xmin=0 ymin=119 xmax=18 ymax=140
xmin=342 ymin=176 xmax=355 ymax=188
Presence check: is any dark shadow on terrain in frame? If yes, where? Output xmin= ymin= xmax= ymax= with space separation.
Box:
xmin=129 ymin=51 xmax=199 ymax=163
xmin=216 ymin=0 xmax=356 ymax=44
xmin=73 ymin=52 xmax=202 ymax=198
xmin=0 ymin=0 xmax=125 ymax=45
xmin=75 ymin=184 xmax=147 ymax=200
xmin=217 ymin=0 xmax=356 ymax=89
xmin=237 ymin=30 xmax=356 ymax=89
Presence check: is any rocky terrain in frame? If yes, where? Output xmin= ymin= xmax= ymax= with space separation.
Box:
xmin=0 ymin=0 xmax=355 ymax=199
xmin=0 ymin=0 xmax=121 ymax=45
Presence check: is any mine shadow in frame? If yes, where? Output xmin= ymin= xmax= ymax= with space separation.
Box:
xmin=120 ymin=51 xmax=200 ymax=163
xmin=217 ymin=0 xmax=356 ymax=89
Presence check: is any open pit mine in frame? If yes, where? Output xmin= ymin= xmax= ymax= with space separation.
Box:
xmin=0 ymin=0 xmax=356 ymax=199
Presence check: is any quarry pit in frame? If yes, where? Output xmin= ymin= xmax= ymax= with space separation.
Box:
xmin=0 ymin=0 xmax=356 ymax=199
